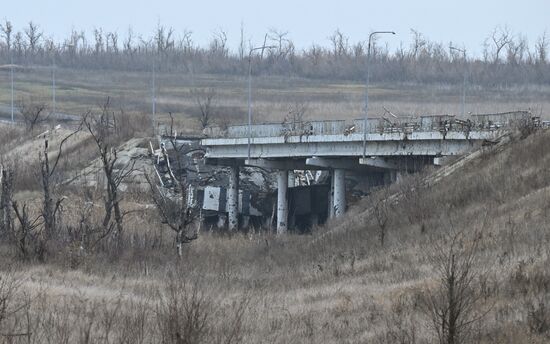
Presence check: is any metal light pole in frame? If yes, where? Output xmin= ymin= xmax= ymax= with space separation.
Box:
xmin=152 ymin=57 xmax=156 ymax=135
xmin=10 ymin=54 xmax=14 ymax=123
xmin=52 ymin=58 xmax=56 ymax=118
xmin=247 ymin=45 xmax=276 ymax=161
xmin=450 ymin=46 xmax=467 ymax=116
xmin=363 ymin=31 xmax=395 ymax=159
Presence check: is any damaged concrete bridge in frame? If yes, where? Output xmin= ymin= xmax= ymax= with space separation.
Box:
xmin=197 ymin=112 xmax=529 ymax=234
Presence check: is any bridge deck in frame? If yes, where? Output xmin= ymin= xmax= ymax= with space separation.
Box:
xmin=199 ymin=113 xmax=526 ymax=159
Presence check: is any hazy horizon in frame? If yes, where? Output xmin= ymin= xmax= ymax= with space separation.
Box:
xmin=2 ymin=0 xmax=549 ymax=57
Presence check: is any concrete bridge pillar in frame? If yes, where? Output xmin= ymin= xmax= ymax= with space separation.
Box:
xmin=276 ymin=170 xmax=289 ymax=234
xmin=288 ymin=170 xmax=296 ymax=187
xmin=227 ymin=166 xmax=239 ymax=231
xmin=391 ymin=170 xmax=404 ymax=183
xmin=333 ymin=169 xmax=346 ymax=217
xmin=385 ymin=170 xmax=404 ymax=184
xmin=329 ymin=172 xmax=335 ymax=219
xmin=242 ymin=215 xmax=250 ymax=229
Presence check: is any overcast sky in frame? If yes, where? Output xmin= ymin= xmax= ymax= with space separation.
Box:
xmin=2 ymin=0 xmax=549 ymax=56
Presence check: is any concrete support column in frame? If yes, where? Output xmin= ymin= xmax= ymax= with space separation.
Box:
xmin=276 ymin=170 xmax=289 ymax=234
xmin=333 ymin=168 xmax=346 ymax=217
xmin=242 ymin=215 xmax=250 ymax=229
xmin=389 ymin=170 xmax=397 ymax=183
xmin=311 ymin=213 xmax=319 ymax=226
xmin=383 ymin=171 xmax=393 ymax=185
xmin=329 ymin=171 xmax=335 ymax=219
xmin=390 ymin=170 xmax=403 ymax=183
xmin=288 ymin=170 xmax=296 ymax=187
xmin=396 ymin=171 xmax=404 ymax=183
xmin=227 ymin=166 xmax=239 ymax=231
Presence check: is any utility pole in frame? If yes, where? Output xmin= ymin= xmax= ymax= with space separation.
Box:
xmin=363 ymin=31 xmax=395 ymax=159
xmin=52 ymin=58 xmax=56 ymax=118
xmin=247 ymin=45 xmax=275 ymax=161
xmin=10 ymin=54 xmax=14 ymax=123
xmin=450 ymin=46 xmax=467 ymax=116
xmin=152 ymin=56 xmax=156 ymax=135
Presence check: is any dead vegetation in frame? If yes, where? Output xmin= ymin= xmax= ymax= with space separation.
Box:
xmin=0 ymin=113 xmax=549 ymax=343
xmin=145 ymin=114 xmax=199 ymax=257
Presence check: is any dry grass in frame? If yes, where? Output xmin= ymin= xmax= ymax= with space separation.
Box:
xmin=1 ymin=67 xmax=549 ymax=131
xmin=1 ymin=67 xmax=550 ymax=342
xmin=1 ymin=127 xmax=550 ymax=342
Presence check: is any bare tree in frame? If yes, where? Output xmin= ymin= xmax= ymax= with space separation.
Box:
xmin=0 ymin=166 xmax=14 ymax=239
xmin=352 ymin=42 xmax=365 ymax=59
xmin=9 ymin=129 xmax=78 ymax=260
xmin=12 ymin=32 xmax=23 ymax=57
xmin=372 ymin=188 xmax=390 ymax=246
xmin=0 ymin=20 xmax=13 ymax=52
xmin=39 ymin=127 xmax=80 ymax=238
xmin=191 ymin=88 xmax=217 ymax=129
xmin=238 ymin=22 xmax=246 ymax=62
xmin=209 ymin=28 xmax=228 ymax=57
xmin=93 ymin=28 xmax=104 ymax=55
xmin=146 ymin=114 xmax=199 ymax=257
xmin=24 ymin=21 xmax=42 ymax=54
xmin=305 ymin=44 xmax=323 ymax=66
xmin=506 ymin=35 xmax=527 ymax=65
xmin=283 ymin=101 xmax=308 ymax=130
xmin=64 ymin=29 xmax=84 ymax=57
xmin=423 ymin=224 xmax=491 ymax=344
xmin=11 ymin=200 xmax=44 ymax=259
xmin=154 ymin=23 xmax=174 ymax=55
xmin=123 ymin=27 xmax=134 ymax=55
xmin=83 ymin=99 xmax=135 ymax=249
xmin=106 ymin=31 xmax=119 ymax=54
xmin=329 ymin=29 xmax=349 ymax=59
xmin=180 ymin=29 xmax=194 ymax=55
xmin=487 ymin=26 xmax=512 ymax=63
xmin=269 ymin=28 xmax=292 ymax=60
xmin=535 ymin=31 xmax=548 ymax=64
xmin=410 ymin=29 xmax=427 ymax=60
xmin=0 ymin=20 xmax=547 ymax=86
xmin=17 ymin=96 xmax=48 ymax=132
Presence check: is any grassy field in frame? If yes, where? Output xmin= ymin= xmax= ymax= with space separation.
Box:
xmin=1 ymin=67 xmax=549 ymax=132
xmin=1 ymin=124 xmax=550 ymax=343
xmin=1 ymin=68 xmax=550 ymax=343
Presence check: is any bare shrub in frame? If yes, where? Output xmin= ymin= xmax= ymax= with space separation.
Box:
xmin=156 ymin=272 xmax=250 ymax=344
xmin=11 ymin=200 xmax=46 ymax=260
xmin=191 ymin=88 xmax=217 ymax=129
xmin=156 ymin=275 xmax=212 ymax=344
xmin=422 ymin=225 xmax=491 ymax=344
xmin=370 ymin=186 xmax=391 ymax=246
xmin=0 ymin=264 xmax=31 ymax=339
xmin=516 ymin=114 xmax=539 ymax=139
xmin=17 ymin=96 xmax=48 ymax=132
xmin=0 ymin=125 xmax=26 ymax=155
xmin=398 ymin=173 xmax=433 ymax=233
xmin=115 ymin=110 xmax=153 ymax=141
xmin=379 ymin=293 xmax=419 ymax=344
xmin=526 ymin=296 xmax=550 ymax=336
xmin=284 ymin=101 xmax=308 ymax=127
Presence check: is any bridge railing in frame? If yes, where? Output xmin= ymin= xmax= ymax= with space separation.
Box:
xmin=202 ymin=111 xmax=533 ymax=139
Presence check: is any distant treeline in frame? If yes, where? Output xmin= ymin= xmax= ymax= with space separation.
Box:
xmin=0 ymin=21 xmax=549 ymax=85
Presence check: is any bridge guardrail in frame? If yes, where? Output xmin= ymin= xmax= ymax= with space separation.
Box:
xmin=201 ymin=111 xmax=536 ymax=139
